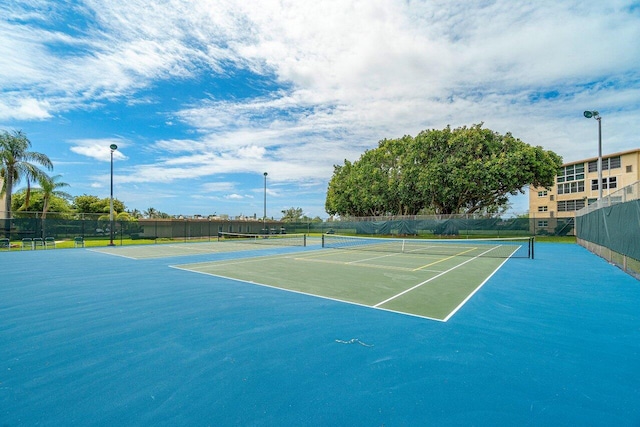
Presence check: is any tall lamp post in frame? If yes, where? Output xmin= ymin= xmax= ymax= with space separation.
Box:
xmin=263 ymin=172 xmax=268 ymax=234
xmin=583 ymin=111 xmax=602 ymax=200
xmin=109 ymin=144 xmax=118 ymax=246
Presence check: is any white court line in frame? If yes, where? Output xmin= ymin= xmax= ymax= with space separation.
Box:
xmin=346 ymin=251 xmax=405 ymax=264
xmin=373 ymin=245 xmax=502 ymax=308
xmin=293 ymin=256 xmax=424 ymax=272
xmin=86 ymin=248 xmax=139 ymax=259
xmin=442 ymin=255 xmax=513 ymax=322
xmin=169 ymin=265 xmax=446 ymax=322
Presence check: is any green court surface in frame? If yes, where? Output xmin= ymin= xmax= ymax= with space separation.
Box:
xmin=174 ymin=247 xmax=511 ymax=320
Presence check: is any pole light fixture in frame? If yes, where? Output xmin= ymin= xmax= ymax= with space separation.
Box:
xmin=583 ymin=111 xmax=602 ymax=200
xmin=263 ymin=172 xmax=268 ymax=234
xmin=109 ymin=144 xmax=118 ymax=246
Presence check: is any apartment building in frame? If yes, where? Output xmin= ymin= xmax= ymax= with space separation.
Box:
xmin=529 ymin=148 xmax=640 ymax=220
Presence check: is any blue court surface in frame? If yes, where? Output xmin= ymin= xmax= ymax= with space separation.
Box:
xmin=1 ymin=243 xmax=639 ymax=425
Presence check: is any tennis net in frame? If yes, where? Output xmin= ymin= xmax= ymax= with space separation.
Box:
xmin=218 ymin=232 xmax=307 ymax=247
xmin=322 ymin=234 xmax=534 ymax=259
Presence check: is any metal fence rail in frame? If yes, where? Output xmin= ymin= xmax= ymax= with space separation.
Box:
xmin=576 ymin=180 xmax=640 ymax=216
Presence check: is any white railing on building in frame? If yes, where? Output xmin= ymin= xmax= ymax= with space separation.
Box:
xmin=575 ymin=180 xmax=640 ymax=217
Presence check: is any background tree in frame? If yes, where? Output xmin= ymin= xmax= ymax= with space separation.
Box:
xmin=127 ymin=208 xmax=143 ymax=219
xmin=72 ymin=194 xmax=102 ymax=213
xmin=11 ymin=189 xmax=73 ymax=218
xmin=98 ymin=211 xmax=136 ymax=221
xmin=0 ymin=130 xmax=53 ymax=218
xmin=72 ymin=194 xmax=125 ymax=216
xmin=116 ymin=211 xmax=136 ymax=221
xmin=280 ymin=207 xmax=304 ymax=222
xmin=38 ymin=175 xmax=72 ymax=219
xmin=142 ymin=207 xmax=171 ymax=219
xmin=144 ymin=207 xmax=158 ymax=218
xmin=325 ymin=124 xmax=562 ymax=216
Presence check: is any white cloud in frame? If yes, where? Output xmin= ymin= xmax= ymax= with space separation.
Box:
xmin=2 ymin=0 xmax=639 ymax=216
xmin=201 ymin=182 xmax=236 ymax=192
xmin=237 ymin=145 xmax=265 ymax=159
xmin=0 ymin=97 xmax=51 ymax=120
xmin=4 ymin=1 xmax=638 ymax=147
xmin=69 ymin=138 xmax=128 ymax=162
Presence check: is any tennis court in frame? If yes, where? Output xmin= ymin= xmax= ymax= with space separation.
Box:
xmin=2 ymin=238 xmax=639 ymax=425
xmin=173 ymin=235 xmax=533 ymax=320
xmin=89 ymin=233 xmax=310 ymax=259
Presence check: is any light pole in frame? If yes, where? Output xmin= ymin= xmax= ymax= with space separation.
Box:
xmin=109 ymin=144 xmax=118 ymax=246
xmin=583 ymin=111 xmax=602 ymax=200
xmin=263 ymin=172 xmax=268 ymax=234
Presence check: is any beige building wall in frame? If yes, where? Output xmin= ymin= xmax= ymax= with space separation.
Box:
xmin=529 ymin=148 xmax=640 ymax=219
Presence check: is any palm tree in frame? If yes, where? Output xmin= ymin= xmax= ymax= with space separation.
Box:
xmin=144 ymin=207 xmax=158 ymax=218
xmin=38 ymin=174 xmax=71 ymax=219
xmin=0 ymin=130 xmax=53 ymax=219
xmin=127 ymin=208 xmax=143 ymax=219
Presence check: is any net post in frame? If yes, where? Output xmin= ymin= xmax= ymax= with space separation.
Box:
xmin=322 ymin=234 xmax=325 ymax=248
xmin=530 ymin=236 xmax=535 ymax=259
xmin=303 ymin=234 xmax=307 ymax=247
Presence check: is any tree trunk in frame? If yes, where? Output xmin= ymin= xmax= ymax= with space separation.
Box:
xmin=4 ymin=168 xmax=13 ymax=218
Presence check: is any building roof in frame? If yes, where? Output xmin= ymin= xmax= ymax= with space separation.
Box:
xmin=561 ymin=147 xmax=640 ymax=167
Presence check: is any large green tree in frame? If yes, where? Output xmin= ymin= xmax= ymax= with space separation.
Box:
xmin=12 ymin=189 xmax=73 ymax=218
xmin=0 ymin=130 xmax=53 ymax=218
xmin=72 ymin=194 xmax=125 ymax=215
xmin=325 ymin=124 xmax=562 ymax=216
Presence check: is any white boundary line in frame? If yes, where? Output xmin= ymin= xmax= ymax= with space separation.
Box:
xmin=172 ymin=244 xmax=521 ymax=322
xmin=169 ymin=264 xmax=446 ymax=322
xmin=442 ymin=256 xmax=512 ymax=322
xmin=86 ymin=248 xmax=139 ymax=259
xmin=373 ymin=245 xmax=503 ymax=308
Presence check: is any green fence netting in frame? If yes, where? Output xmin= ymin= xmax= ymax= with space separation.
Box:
xmin=283 ymin=216 xmax=573 ymax=237
xmin=0 ymin=218 xmax=283 ymax=243
xmin=576 ymin=199 xmax=640 ymax=262
xmin=0 ymin=215 xmax=574 ymax=244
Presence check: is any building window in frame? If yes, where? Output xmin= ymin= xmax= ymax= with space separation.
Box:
xmin=558 ymin=201 xmax=566 ymax=212
xmin=538 ymin=206 xmax=548 ymax=212
xmin=537 ymin=220 xmax=548 ymax=227
xmin=538 ymin=190 xmax=548 ymax=197
xmin=557 ymin=163 xmax=585 ymax=183
xmin=588 ymin=156 xmax=621 ymax=172
xmin=557 ymin=181 xmax=585 ymax=194
xmin=626 ymin=165 xmax=633 ymax=173
xmin=557 ymin=199 xmax=586 ymax=212
xmin=592 ymin=177 xmax=618 ymax=190
xmin=610 ymin=156 xmax=621 ymax=169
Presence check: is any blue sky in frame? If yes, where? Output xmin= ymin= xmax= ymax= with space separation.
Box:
xmin=1 ymin=0 xmax=639 ymax=219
